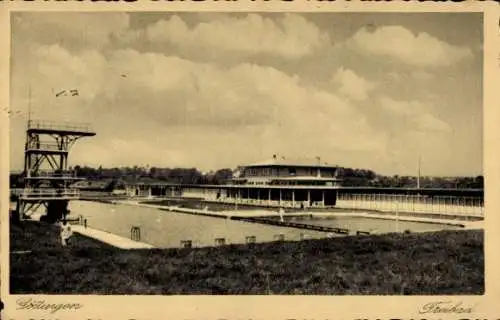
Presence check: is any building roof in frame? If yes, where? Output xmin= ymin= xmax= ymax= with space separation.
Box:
xmin=233 ymin=176 xmax=341 ymax=181
xmin=244 ymin=156 xmax=337 ymax=168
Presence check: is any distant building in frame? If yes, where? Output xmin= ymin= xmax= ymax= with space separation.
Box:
xmin=211 ymin=155 xmax=341 ymax=207
xmin=230 ymin=154 xmax=342 ymax=187
xmin=112 ymin=156 xmax=343 ymax=207
xmin=141 ymin=155 xmax=342 ymax=207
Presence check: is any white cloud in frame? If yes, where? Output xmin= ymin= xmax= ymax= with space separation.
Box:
xmin=9 ymin=13 xmax=481 ymax=176
xmin=347 ymin=25 xmax=473 ymax=67
xmin=331 ymin=67 xmax=375 ymax=101
xmin=379 ymin=96 xmax=451 ymax=133
xmin=11 ymin=43 xmax=386 ymax=169
xmin=13 ymin=12 xmax=130 ymax=50
xmin=387 ymin=72 xmax=401 ymax=81
xmin=411 ymin=70 xmax=434 ymax=81
xmin=141 ymin=13 xmax=328 ymax=59
xmin=71 ymin=138 xmax=188 ymax=168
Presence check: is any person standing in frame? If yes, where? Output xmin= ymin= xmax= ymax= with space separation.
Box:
xmin=278 ymin=207 xmax=285 ymax=222
xmin=60 ymin=220 xmax=73 ymax=246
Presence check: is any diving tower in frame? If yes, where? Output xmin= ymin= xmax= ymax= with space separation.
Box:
xmin=14 ymin=119 xmax=96 ymax=223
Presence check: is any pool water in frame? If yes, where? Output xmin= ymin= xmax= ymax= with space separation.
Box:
xmin=70 ymin=201 xmax=328 ymax=248
xmin=26 ymin=200 xmax=460 ymax=249
xmin=288 ymin=215 xmax=458 ymax=234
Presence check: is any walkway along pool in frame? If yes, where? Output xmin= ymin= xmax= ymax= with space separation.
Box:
xmin=67 ymin=200 xmax=462 ymax=249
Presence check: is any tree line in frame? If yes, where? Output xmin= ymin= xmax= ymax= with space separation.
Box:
xmin=9 ymin=165 xmax=483 ymax=190
xmin=69 ymin=165 xmax=234 ymax=185
xmin=336 ymin=167 xmax=483 ymax=189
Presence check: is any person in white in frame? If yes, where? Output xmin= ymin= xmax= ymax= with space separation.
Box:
xmin=278 ymin=207 xmax=285 ymax=222
xmin=60 ymin=220 xmax=73 ymax=246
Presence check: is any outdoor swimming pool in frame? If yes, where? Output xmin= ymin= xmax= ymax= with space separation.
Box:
xmin=70 ymin=201 xmax=328 ymax=248
xmin=282 ymin=215 xmax=459 ymax=234
xmin=67 ymin=200 xmax=460 ymax=248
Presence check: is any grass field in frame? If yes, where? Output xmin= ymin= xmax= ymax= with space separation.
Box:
xmin=10 ymin=221 xmax=484 ymax=295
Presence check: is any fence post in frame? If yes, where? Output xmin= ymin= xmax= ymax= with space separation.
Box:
xmin=453 ymin=197 xmax=457 ymax=216
xmin=458 ymin=197 xmax=462 ymax=215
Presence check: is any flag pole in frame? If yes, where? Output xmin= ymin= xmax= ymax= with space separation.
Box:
xmin=27 ymin=84 xmax=32 ymax=124
xmin=417 ymin=154 xmax=421 ymax=189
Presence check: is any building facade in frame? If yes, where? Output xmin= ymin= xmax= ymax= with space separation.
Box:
xmin=218 ymin=156 xmax=341 ymax=207
xmin=112 ymin=156 xmax=342 ymax=207
xmin=231 ymin=155 xmax=341 ymax=187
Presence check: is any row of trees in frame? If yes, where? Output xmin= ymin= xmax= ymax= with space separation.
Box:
xmin=72 ymin=165 xmax=233 ymax=185
xmin=339 ymin=169 xmax=484 ymax=189
xmin=72 ymin=165 xmax=483 ymax=189
xmin=9 ymin=165 xmax=483 ymax=189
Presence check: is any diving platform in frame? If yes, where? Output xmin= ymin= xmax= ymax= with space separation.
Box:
xmin=13 ymin=188 xmax=80 ymax=201
xmin=13 ymin=118 xmax=96 ymax=223
xmin=24 ymin=170 xmax=83 ymax=181
xmin=27 ymin=120 xmax=95 ymax=137
xmin=25 ymin=141 xmax=69 ymax=154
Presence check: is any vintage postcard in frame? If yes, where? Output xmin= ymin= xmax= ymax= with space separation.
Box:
xmin=1 ymin=1 xmax=499 ymax=319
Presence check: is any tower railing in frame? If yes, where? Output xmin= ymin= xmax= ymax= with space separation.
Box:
xmin=27 ymin=119 xmax=93 ymax=132
xmin=25 ymin=141 xmax=63 ymax=151
xmin=16 ymin=188 xmax=80 ymax=200
xmin=25 ymin=170 xmax=79 ymax=178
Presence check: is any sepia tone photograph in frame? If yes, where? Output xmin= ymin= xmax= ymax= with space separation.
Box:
xmin=6 ymin=9 xmax=485 ymax=299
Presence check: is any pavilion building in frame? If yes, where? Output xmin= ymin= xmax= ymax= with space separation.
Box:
xmin=182 ymin=155 xmax=342 ymax=207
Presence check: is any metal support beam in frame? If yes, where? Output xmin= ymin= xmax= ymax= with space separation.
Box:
xmin=18 ymin=119 xmax=96 ymax=224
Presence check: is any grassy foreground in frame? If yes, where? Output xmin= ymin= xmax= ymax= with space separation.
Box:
xmin=10 ymin=221 xmax=483 ymax=295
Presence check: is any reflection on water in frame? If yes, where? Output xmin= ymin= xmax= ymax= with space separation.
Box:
xmin=66 ymin=201 xmax=459 ymax=248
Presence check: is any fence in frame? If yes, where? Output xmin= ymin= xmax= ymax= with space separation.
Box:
xmin=25 ymin=141 xmax=62 ymax=152
xmin=336 ymin=194 xmax=484 ymax=217
xmin=26 ymin=170 xmax=78 ymax=178
xmin=13 ymin=188 xmax=80 ymax=200
xmin=28 ymin=119 xmax=93 ymax=133
xmin=79 ymin=191 xmax=129 ymax=200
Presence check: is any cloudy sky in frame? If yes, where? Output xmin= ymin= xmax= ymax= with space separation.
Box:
xmin=9 ymin=12 xmax=483 ymax=176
